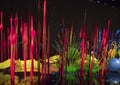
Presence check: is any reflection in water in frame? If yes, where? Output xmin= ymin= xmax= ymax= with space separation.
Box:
xmin=108 ymin=72 xmax=120 ymax=84
xmin=1 ymin=71 xmax=120 ymax=85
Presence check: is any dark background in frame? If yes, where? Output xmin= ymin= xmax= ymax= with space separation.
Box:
xmin=0 ymin=0 xmax=120 ymax=55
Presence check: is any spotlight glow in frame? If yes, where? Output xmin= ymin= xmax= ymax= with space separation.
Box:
xmin=97 ymin=0 xmax=100 ymax=3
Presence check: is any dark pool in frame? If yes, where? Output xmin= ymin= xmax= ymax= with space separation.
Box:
xmin=0 ymin=71 xmax=120 ymax=85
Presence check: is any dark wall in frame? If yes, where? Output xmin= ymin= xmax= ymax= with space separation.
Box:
xmin=0 ymin=0 xmax=120 ymax=55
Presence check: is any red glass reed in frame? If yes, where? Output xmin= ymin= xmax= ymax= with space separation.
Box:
xmin=80 ymin=31 xmax=85 ymax=79
xmin=101 ymin=29 xmax=107 ymax=77
xmin=37 ymin=3 xmax=41 ymax=82
xmin=30 ymin=16 xmax=35 ymax=85
xmin=0 ymin=12 xmax=3 ymax=62
xmin=10 ymin=16 xmax=17 ymax=85
xmin=21 ymin=22 xmax=28 ymax=80
xmin=7 ymin=29 xmax=10 ymax=59
xmin=42 ymin=0 xmax=47 ymax=84
xmin=14 ymin=13 xmax=18 ymax=60
xmin=47 ymin=25 xmax=50 ymax=80
xmin=3 ymin=33 xmax=6 ymax=60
